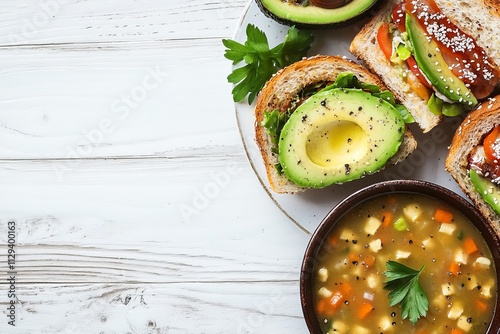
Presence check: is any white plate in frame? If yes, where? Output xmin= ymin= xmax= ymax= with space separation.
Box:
xmin=233 ymin=1 xmax=466 ymax=235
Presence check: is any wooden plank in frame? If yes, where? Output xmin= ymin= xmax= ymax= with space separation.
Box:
xmin=0 ymin=0 xmax=248 ymax=46
xmin=0 ymin=282 xmax=307 ymax=333
xmin=0 ymin=38 xmax=239 ymax=159
xmin=0 ymin=156 xmax=308 ymax=284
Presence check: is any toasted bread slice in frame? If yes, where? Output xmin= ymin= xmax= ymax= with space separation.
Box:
xmin=350 ymin=0 xmax=500 ymax=133
xmin=254 ymin=55 xmax=417 ymax=194
xmin=446 ymin=97 xmax=500 ymax=234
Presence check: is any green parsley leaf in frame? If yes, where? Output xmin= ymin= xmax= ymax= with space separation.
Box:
xmin=383 ymin=260 xmax=429 ymax=325
xmin=223 ymin=24 xmax=314 ymax=104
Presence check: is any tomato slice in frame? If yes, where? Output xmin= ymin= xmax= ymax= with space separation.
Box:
xmin=484 ymin=125 xmax=500 ymax=163
xmin=406 ymin=56 xmax=432 ymax=90
xmin=405 ymin=0 xmax=499 ymax=100
xmin=377 ymin=23 xmax=393 ymax=61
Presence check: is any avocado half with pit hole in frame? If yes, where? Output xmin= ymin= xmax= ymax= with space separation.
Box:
xmin=256 ymin=0 xmax=382 ymax=29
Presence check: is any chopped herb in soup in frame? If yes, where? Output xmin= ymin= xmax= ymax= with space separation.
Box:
xmin=313 ymin=193 xmax=497 ymax=333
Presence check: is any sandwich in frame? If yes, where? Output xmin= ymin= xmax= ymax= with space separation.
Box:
xmin=350 ymin=0 xmax=500 ymax=133
xmin=254 ymin=55 xmax=417 ymax=194
xmin=446 ymin=96 xmax=500 ymax=234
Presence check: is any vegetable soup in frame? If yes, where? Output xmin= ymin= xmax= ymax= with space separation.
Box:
xmin=313 ymin=193 xmax=497 ymax=333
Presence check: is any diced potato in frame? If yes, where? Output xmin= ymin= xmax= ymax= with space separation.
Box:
xmin=318 ymin=268 xmax=328 ymax=282
xmin=422 ymin=237 xmax=434 ymax=249
xmin=430 ymin=295 xmax=448 ymax=313
xmin=330 ymin=320 xmax=348 ymax=333
xmin=438 ymin=223 xmax=456 ymax=235
xmin=395 ymin=250 xmax=411 ymax=259
xmin=447 ymin=303 xmax=464 ymax=319
xmin=378 ymin=316 xmax=393 ymax=331
xmin=339 ymin=228 xmax=355 ymax=241
xmin=457 ymin=315 xmax=473 ymax=332
xmin=441 ymin=283 xmax=455 ymax=296
xmin=481 ymin=279 xmax=495 ymax=299
xmin=474 ymin=256 xmax=491 ymax=269
xmin=351 ymin=325 xmax=370 ymax=334
xmin=454 ymin=249 xmax=468 ymax=265
xmin=317 ymin=287 xmax=332 ymax=298
xmin=403 ymin=203 xmax=423 ymax=222
xmin=364 ymin=217 xmax=382 ymax=235
xmin=482 ymin=284 xmax=493 ymax=299
xmin=369 ymin=239 xmax=383 ymax=253
xmin=367 ymin=274 xmax=379 ymax=290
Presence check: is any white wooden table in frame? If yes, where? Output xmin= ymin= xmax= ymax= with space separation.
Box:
xmin=0 ymin=1 xmax=311 ymax=333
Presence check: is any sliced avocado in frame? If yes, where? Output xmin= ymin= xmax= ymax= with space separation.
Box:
xmin=469 ymin=169 xmax=500 ymax=215
xmin=278 ymin=88 xmax=405 ymax=188
xmin=405 ymin=14 xmax=477 ymax=109
xmin=256 ymin=0 xmax=381 ymax=29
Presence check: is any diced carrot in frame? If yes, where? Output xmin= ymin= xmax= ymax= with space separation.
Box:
xmin=357 ymin=302 xmax=374 ymax=319
xmin=316 ymin=291 xmax=345 ymax=316
xmin=349 ymin=252 xmax=359 ymax=263
xmin=381 ymin=211 xmax=393 ymax=227
xmin=450 ymin=328 xmax=463 ymax=334
xmin=316 ymin=299 xmax=326 ymax=314
xmin=449 ymin=262 xmax=460 ymax=276
xmin=464 ymin=237 xmax=478 ymax=254
xmin=475 ymin=300 xmax=488 ymax=312
xmin=364 ymin=254 xmax=376 ymax=267
xmin=327 ymin=235 xmax=338 ymax=247
xmin=340 ymin=281 xmax=352 ymax=295
xmin=434 ymin=209 xmax=454 ymax=223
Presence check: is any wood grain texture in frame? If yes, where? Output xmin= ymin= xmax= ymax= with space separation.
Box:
xmin=0 ymin=282 xmax=308 ymax=333
xmin=0 ymin=1 xmax=314 ymax=333
xmin=0 ymin=0 xmax=248 ymax=46
xmin=0 ymin=39 xmax=238 ymax=159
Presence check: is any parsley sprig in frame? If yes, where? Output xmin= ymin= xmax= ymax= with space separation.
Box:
xmin=222 ymin=24 xmax=314 ymax=104
xmin=383 ymin=260 xmax=429 ymax=325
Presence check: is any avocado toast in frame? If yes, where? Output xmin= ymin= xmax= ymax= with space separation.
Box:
xmin=254 ymin=55 xmax=417 ymax=193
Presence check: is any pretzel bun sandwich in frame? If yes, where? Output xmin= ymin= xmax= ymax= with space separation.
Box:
xmin=446 ymin=97 xmax=500 ymax=233
xmin=350 ymin=0 xmax=500 ymax=133
xmin=254 ymin=55 xmax=417 ymax=194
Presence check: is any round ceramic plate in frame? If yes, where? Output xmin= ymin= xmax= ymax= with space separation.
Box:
xmin=233 ymin=1 xmax=466 ymax=235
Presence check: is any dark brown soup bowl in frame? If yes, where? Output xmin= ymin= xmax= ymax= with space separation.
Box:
xmin=300 ymin=179 xmax=500 ymax=333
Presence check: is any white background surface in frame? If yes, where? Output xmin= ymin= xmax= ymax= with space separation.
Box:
xmin=0 ymin=1 xmax=468 ymax=333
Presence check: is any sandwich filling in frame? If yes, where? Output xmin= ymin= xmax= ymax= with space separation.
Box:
xmin=468 ymin=122 xmax=500 ymax=214
xmin=377 ymin=0 xmax=500 ymax=116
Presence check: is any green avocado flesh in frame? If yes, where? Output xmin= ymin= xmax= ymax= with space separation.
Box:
xmin=278 ymin=88 xmax=405 ymax=188
xmin=257 ymin=0 xmax=379 ymax=28
xmin=469 ymin=169 xmax=500 ymax=215
xmin=406 ymin=14 xmax=477 ymax=108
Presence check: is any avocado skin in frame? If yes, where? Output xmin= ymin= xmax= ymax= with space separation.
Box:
xmin=405 ymin=13 xmax=477 ymax=108
xmin=469 ymin=169 xmax=500 ymax=215
xmin=255 ymin=0 xmax=382 ymax=30
xmin=278 ymin=88 xmax=404 ymax=188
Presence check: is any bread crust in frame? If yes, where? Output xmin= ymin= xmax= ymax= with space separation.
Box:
xmin=350 ymin=0 xmax=500 ymax=133
xmin=254 ymin=55 xmax=417 ymax=193
xmin=445 ymin=97 xmax=500 ymax=235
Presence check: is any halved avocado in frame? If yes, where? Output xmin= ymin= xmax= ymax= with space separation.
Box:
xmin=278 ymin=88 xmax=405 ymax=188
xmin=256 ymin=0 xmax=382 ymax=29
